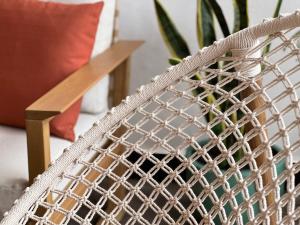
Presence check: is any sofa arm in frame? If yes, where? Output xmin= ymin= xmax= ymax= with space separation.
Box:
xmin=26 ymin=40 xmax=143 ymax=120
xmin=25 ymin=40 xmax=143 ymax=183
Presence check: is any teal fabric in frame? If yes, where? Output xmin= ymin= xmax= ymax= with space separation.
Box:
xmin=186 ymin=142 xmax=286 ymax=223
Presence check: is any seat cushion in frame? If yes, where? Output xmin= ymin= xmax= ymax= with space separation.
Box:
xmin=0 ymin=112 xmax=105 ymax=185
xmin=81 ymin=0 xmax=116 ymax=114
xmin=45 ymin=0 xmax=117 ymax=114
xmin=0 ymin=112 xmax=105 ymax=214
xmin=0 ymin=0 xmax=103 ymax=141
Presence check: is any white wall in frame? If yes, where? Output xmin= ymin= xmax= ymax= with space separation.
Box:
xmin=118 ymin=1 xmax=300 ymax=157
xmin=119 ymin=0 xmax=300 ymax=93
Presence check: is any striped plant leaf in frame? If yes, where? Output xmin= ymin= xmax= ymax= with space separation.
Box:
xmin=264 ymin=0 xmax=284 ymax=54
xmin=233 ymin=0 xmax=249 ymax=33
xmin=196 ymin=0 xmax=217 ymax=48
xmin=154 ymin=0 xmax=190 ymax=59
xmin=208 ymin=0 xmax=230 ymax=37
xmin=191 ymin=73 xmax=225 ymax=133
xmin=196 ymin=0 xmax=224 ymax=132
xmin=273 ymin=0 xmax=283 ymax=17
xmin=168 ymin=57 xmax=182 ymax=65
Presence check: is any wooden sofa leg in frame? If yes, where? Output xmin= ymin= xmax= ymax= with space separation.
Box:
xmin=96 ymin=58 xmax=131 ymax=224
xmin=111 ymin=58 xmax=131 ymax=106
xmin=26 ymin=119 xmax=51 ymax=184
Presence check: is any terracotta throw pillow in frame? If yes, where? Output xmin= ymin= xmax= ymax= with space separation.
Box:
xmin=0 ymin=0 xmax=103 ymax=141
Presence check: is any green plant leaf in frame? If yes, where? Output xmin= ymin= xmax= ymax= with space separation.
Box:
xmin=168 ymin=57 xmax=182 ymax=65
xmin=273 ymin=0 xmax=283 ymax=18
xmin=154 ymin=0 xmax=190 ymax=59
xmin=196 ymin=0 xmax=224 ymax=132
xmin=207 ymin=0 xmax=230 ymax=37
xmin=232 ymin=0 xmax=249 ymax=33
xmin=191 ymin=72 xmax=226 ymax=136
xmin=263 ymin=0 xmax=284 ymax=55
xmin=196 ymin=0 xmax=217 ymax=48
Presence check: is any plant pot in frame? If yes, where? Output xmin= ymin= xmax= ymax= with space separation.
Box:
xmin=185 ymin=139 xmax=286 ymax=224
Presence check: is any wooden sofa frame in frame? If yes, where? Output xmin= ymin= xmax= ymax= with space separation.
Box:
xmin=25 ymin=40 xmax=143 ymax=184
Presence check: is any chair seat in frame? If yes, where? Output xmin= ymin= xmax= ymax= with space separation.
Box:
xmin=0 ymin=112 xmax=105 ymax=215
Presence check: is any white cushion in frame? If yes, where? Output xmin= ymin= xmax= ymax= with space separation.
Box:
xmin=44 ymin=0 xmax=116 ymax=114
xmin=0 ymin=112 xmax=105 ymax=215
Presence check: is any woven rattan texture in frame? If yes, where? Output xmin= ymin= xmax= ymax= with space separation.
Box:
xmin=3 ymin=12 xmax=300 ymax=225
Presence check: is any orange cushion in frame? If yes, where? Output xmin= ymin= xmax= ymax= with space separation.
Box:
xmin=0 ymin=0 xmax=103 ymax=141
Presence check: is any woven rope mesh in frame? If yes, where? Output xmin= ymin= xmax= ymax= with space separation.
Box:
xmin=6 ymin=28 xmax=300 ymax=225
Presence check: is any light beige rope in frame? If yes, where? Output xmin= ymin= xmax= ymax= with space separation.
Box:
xmin=1 ymin=10 xmax=300 ymax=225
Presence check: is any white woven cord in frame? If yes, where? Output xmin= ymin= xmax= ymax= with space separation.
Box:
xmin=2 ymin=10 xmax=300 ymax=225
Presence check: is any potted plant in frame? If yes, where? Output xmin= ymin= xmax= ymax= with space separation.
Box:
xmin=154 ymin=0 xmax=287 ymax=223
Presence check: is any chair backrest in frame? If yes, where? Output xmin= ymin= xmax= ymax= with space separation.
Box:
xmin=2 ymin=11 xmax=300 ymax=225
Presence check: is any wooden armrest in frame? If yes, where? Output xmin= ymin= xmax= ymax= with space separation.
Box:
xmin=26 ymin=40 xmax=143 ymax=120
xmin=25 ymin=40 xmax=143 ymax=183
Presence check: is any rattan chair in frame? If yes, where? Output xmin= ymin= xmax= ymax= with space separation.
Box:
xmin=2 ymin=10 xmax=300 ymax=225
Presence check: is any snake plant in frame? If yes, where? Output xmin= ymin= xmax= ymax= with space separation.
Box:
xmin=154 ymin=0 xmax=284 ymax=165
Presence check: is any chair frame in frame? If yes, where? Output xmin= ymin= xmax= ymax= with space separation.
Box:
xmin=25 ymin=41 xmax=143 ymax=184
xmin=2 ymin=9 xmax=300 ymax=225
xmin=23 ymin=1 xmax=143 ymax=184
